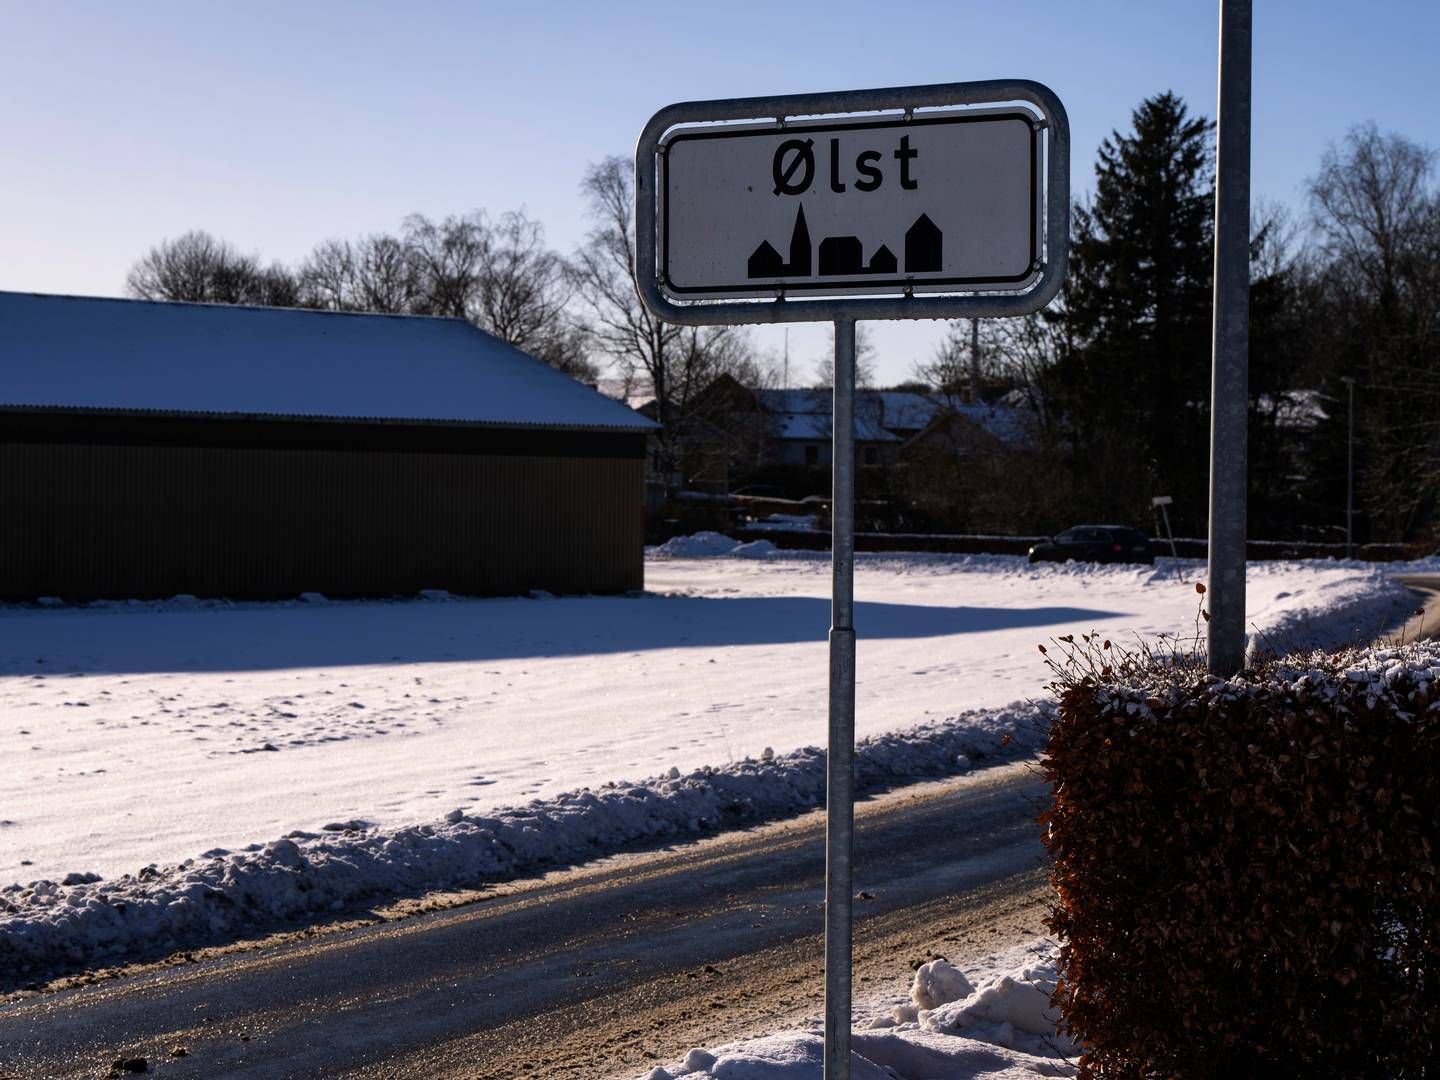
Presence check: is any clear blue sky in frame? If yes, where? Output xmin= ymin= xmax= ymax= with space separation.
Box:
xmin=3 ymin=0 xmax=1437 ymax=385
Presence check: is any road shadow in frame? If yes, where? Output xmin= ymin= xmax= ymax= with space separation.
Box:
xmin=0 ymin=594 xmax=1126 ymax=675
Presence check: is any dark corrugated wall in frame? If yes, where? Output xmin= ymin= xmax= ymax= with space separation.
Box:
xmin=0 ymin=417 xmax=646 ymax=601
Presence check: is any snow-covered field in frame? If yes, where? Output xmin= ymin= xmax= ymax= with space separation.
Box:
xmin=641 ymin=939 xmax=1075 ymax=1079
xmin=0 ymin=550 xmax=1417 ymax=890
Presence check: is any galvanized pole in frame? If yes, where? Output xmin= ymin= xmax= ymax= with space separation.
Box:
xmin=825 ymin=316 xmax=857 ymax=1080
xmin=1342 ymin=376 xmax=1355 ymax=558
xmin=1207 ymin=0 xmax=1252 ymax=676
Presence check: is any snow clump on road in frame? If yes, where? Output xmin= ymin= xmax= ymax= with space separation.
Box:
xmin=643 ymin=941 xmax=1075 ymax=1079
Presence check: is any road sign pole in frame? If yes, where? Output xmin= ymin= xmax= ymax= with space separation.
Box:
xmin=1207 ymin=0 xmax=1251 ymax=676
xmin=825 ymin=316 xmax=857 ymax=1080
xmin=633 ymin=87 xmax=1069 ymax=1076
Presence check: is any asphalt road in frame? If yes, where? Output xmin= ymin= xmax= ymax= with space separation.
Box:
xmin=0 ymin=761 xmax=1051 ymax=1080
xmin=1391 ymin=574 xmax=1440 ymax=641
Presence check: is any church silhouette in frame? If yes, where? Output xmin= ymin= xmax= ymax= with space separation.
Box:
xmin=747 ymin=205 xmax=811 ymax=277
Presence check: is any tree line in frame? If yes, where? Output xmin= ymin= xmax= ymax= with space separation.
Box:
xmin=917 ymin=93 xmax=1439 ymax=545
xmin=127 ymin=94 xmax=1439 ymax=544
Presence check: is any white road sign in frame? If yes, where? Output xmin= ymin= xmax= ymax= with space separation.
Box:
xmin=659 ymin=110 xmax=1041 ymax=300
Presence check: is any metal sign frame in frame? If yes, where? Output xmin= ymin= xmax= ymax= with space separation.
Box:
xmin=635 ymin=79 xmax=1070 ymax=325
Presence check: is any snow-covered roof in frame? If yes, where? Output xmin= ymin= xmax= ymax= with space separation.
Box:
xmin=753 ymin=387 xmax=1030 ymax=447
xmin=773 ymin=410 xmax=899 ymax=443
xmin=0 ymin=291 xmax=655 ymax=431
xmin=872 ymin=391 xmax=944 ymax=432
xmin=758 ymin=388 xmax=830 ymax=414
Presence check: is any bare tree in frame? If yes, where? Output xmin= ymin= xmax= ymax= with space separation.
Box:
xmin=127 ymin=230 xmax=298 ymax=306
xmin=914 ymin=321 xmax=988 ymax=399
xmin=351 ymin=234 xmax=423 ymax=313
xmin=571 ymin=156 xmax=749 ymax=481
xmin=1308 ymin=123 xmax=1440 ymax=539
xmin=402 ymin=212 xmax=488 ymax=319
xmin=811 ymin=324 xmax=877 ymax=388
xmin=297 ymin=234 xmax=420 ymax=314
xmin=137 ymin=213 xmax=598 ymax=380
xmin=297 ymin=238 xmax=357 ymax=311
xmin=1310 ymin=122 xmax=1436 ymax=302
xmin=913 ymin=314 xmax=1059 ymax=427
xmin=402 ymin=210 xmax=597 ymax=380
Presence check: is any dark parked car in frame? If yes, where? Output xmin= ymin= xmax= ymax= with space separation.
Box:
xmin=1027 ymin=525 xmax=1155 ymax=566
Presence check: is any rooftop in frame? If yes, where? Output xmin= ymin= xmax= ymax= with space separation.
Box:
xmin=0 ymin=291 xmax=654 ymax=431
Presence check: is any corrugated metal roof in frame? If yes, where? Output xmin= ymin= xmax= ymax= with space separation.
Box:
xmin=0 ymin=291 xmax=655 ymax=431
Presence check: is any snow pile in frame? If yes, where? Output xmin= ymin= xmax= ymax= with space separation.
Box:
xmin=0 ymin=699 xmax=1048 ymax=980
xmin=732 ymin=539 xmax=780 ymax=559
xmin=1247 ymin=565 xmax=1420 ymax=655
xmin=646 ymin=1030 xmax=1068 ymax=1079
xmin=651 ymin=534 xmax=780 ymax=559
xmin=909 ymin=958 xmax=975 ymax=1010
xmin=919 ymin=957 xmax=1073 ymax=1061
xmin=653 ymin=532 xmax=743 ymax=558
xmin=643 ymin=943 xmax=1074 ymax=1079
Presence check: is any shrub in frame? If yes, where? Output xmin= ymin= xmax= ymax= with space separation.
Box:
xmin=1040 ymin=636 xmax=1440 ymax=1077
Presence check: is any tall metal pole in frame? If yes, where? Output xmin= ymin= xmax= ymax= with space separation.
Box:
xmin=1206 ymin=0 xmax=1252 ymax=676
xmin=825 ymin=316 xmax=856 ymax=1080
xmin=1342 ymin=376 xmax=1355 ymax=557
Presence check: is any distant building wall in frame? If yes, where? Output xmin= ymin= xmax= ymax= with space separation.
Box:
xmin=0 ymin=411 xmax=645 ymax=601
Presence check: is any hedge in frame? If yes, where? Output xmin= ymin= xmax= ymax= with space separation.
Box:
xmin=1040 ymin=636 xmax=1440 ymax=1077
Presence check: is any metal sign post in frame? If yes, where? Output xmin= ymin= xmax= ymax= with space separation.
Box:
xmin=635 ymin=81 xmax=1069 ymax=1079
xmin=1207 ymin=0 xmax=1252 ymax=676
xmin=826 ymin=317 xmax=857 ymax=1076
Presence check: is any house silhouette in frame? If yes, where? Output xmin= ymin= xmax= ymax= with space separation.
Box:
xmin=818 ymin=236 xmax=863 ymax=276
xmin=904 ymin=214 xmax=942 ymax=273
xmin=867 ymin=244 xmax=897 ymax=274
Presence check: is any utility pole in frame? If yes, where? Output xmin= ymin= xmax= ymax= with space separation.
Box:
xmin=1206 ymin=0 xmax=1251 ymax=676
xmin=1341 ymin=376 xmax=1356 ymax=557
xmin=784 ymin=328 xmax=790 ymax=390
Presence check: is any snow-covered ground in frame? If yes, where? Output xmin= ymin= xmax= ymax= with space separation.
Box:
xmin=0 ymin=551 xmax=1418 ymax=891
xmin=640 ymin=939 xmax=1075 ymax=1079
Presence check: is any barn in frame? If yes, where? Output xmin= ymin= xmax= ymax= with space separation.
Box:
xmin=0 ymin=291 xmax=654 ymax=601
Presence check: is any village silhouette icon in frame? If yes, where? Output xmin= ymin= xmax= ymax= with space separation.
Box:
xmin=747 ymin=207 xmax=941 ymax=278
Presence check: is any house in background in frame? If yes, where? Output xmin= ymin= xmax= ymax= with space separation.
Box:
xmin=672 ymin=375 xmax=1033 ymax=497
xmin=0 ymin=291 xmax=655 ymax=600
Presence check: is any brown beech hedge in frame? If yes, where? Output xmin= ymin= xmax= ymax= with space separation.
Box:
xmin=1040 ymin=638 xmax=1440 ymax=1078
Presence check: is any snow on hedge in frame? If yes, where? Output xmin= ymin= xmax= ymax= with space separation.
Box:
xmin=0 ymin=700 xmax=1047 ymax=980
xmin=642 ymin=941 xmax=1075 ymax=1079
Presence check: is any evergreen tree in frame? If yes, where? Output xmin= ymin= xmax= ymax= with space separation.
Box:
xmin=1049 ymin=93 xmax=1215 ymax=531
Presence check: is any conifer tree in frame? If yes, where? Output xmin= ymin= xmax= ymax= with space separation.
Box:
xmin=1050 ymin=93 xmax=1215 ymax=529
